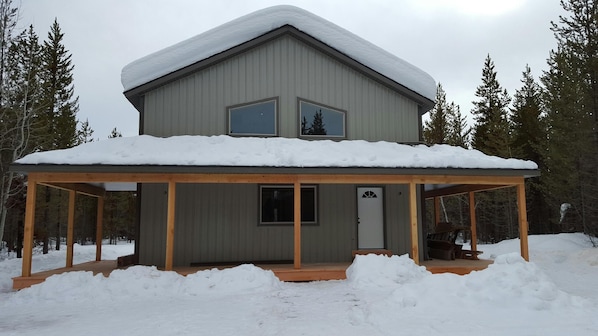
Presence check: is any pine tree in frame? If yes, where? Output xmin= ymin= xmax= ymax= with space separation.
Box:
xmin=76 ymin=119 xmax=94 ymax=144
xmin=36 ymin=18 xmax=79 ymax=253
xmin=423 ymin=83 xmax=450 ymax=144
xmin=471 ymin=55 xmax=512 ymax=157
xmin=541 ymin=0 xmax=598 ymax=239
xmin=471 ymin=55 xmax=516 ymax=242
xmin=40 ymin=18 xmax=79 ymax=151
xmin=308 ymin=110 xmax=326 ymax=135
xmin=510 ymin=65 xmax=550 ymax=233
xmin=0 ymin=13 xmax=43 ymax=247
xmin=109 ymin=127 xmax=122 ymax=139
xmin=424 ymin=83 xmax=471 ymax=148
xmin=446 ymin=103 xmax=470 ymax=148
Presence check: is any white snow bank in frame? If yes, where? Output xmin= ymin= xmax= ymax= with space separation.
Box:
xmin=2 ymin=236 xmax=598 ymax=336
xmin=15 ymin=134 xmax=538 ymax=170
xmin=9 ymin=264 xmax=280 ymax=304
xmin=346 ymin=254 xmax=429 ymax=288
xmin=0 ymin=243 xmax=133 ymax=294
xmin=347 ymin=253 xmax=585 ymax=311
xmin=121 ymin=5 xmax=436 ymax=102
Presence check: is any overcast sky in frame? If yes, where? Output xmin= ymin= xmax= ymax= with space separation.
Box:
xmin=19 ymin=0 xmax=565 ymax=139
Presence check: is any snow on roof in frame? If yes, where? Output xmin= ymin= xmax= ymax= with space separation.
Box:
xmin=121 ymin=5 xmax=436 ymax=101
xmin=15 ymin=135 xmax=538 ymax=170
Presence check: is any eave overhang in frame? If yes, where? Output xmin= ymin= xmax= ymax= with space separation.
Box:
xmin=123 ymin=26 xmax=435 ymax=114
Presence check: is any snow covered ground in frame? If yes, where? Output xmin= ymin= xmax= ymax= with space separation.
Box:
xmin=0 ymin=233 xmax=597 ymax=336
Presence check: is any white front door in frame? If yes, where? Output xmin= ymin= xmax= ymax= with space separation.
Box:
xmin=357 ymin=187 xmax=384 ymax=249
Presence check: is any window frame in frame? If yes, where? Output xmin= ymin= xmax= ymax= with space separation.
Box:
xmin=259 ymin=185 xmax=318 ymax=226
xmin=227 ymin=97 xmax=278 ymax=137
xmin=298 ymin=98 xmax=347 ymax=139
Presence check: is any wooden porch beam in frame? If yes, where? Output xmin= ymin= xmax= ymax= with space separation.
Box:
xmin=409 ymin=182 xmax=419 ymax=264
xmin=468 ymin=192 xmax=478 ymax=253
xmin=22 ymin=179 xmax=38 ymax=277
xmin=517 ymin=182 xmax=530 ymax=261
xmin=27 ymin=172 xmax=525 ymax=186
xmin=38 ymin=182 xmax=105 ymax=198
xmin=66 ymin=190 xmax=76 ymax=267
xmin=293 ymin=181 xmax=301 ymax=269
xmin=424 ymin=184 xmax=511 ymax=199
xmin=96 ymin=196 xmax=104 ymax=261
xmin=165 ymin=181 xmax=176 ymax=271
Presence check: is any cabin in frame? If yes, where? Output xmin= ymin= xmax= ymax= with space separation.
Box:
xmin=10 ymin=5 xmax=539 ymax=289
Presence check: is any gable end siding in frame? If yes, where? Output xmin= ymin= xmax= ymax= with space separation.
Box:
xmin=142 ymin=35 xmax=420 ymax=142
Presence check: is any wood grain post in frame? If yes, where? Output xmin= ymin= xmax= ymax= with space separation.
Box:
xmin=22 ymin=178 xmax=38 ymax=277
xmin=434 ymin=196 xmax=440 ymax=226
xmin=468 ymin=192 xmax=478 ymax=253
xmin=293 ymin=181 xmax=301 ymax=269
xmin=165 ymin=181 xmax=176 ymax=271
xmin=95 ymin=196 xmax=104 ymax=261
xmin=409 ymin=182 xmax=419 ymax=264
xmin=66 ymin=190 xmax=76 ymax=267
xmin=517 ymin=183 xmax=530 ymax=261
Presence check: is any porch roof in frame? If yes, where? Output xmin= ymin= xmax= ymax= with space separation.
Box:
xmin=12 ymin=135 xmax=538 ymax=174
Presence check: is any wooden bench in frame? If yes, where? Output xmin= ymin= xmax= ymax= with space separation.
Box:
xmin=351 ymin=249 xmax=393 ymax=257
xmin=427 ymin=222 xmax=481 ymax=260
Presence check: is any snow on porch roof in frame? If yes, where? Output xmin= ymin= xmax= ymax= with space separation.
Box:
xmin=14 ymin=135 xmax=538 ymax=171
xmin=120 ymin=5 xmax=436 ymax=101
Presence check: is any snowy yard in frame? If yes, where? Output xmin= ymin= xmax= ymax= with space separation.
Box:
xmin=0 ymin=233 xmax=597 ymax=336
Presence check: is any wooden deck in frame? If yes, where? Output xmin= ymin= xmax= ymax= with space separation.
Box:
xmin=422 ymin=258 xmax=493 ymax=275
xmin=12 ymin=258 xmax=493 ymax=290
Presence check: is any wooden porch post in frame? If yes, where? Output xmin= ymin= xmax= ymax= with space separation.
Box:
xmin=468 ymin=192 xmax=478 ymax=253
xmin=66 ymin=190 xmax=76 ymax=267
xmin=293 ymin=181 xmax=301 ymax=269
xmin=517 ymin=182 xmax=530 ymax=261
xmin=95 ymin=196 xmax=104 ymax=261
xmin=165 ymin=181 xmax=176 ymax=271
xmin=409 ymin=182 xmax=420 ymax=264
xmin=434 ymin=197 xmax=440 ymax=225
xmin=22 ymin=179 xmax=38 ymax=277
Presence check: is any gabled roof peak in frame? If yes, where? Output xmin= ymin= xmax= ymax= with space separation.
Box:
xmin=121 ymin=5 xmax=436 ymax=102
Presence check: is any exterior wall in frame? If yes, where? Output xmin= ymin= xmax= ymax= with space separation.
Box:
xmin=139 ymin=183 xmax=415 ymax=267
xmin=138 ymin=34 xmax=423 ymax=266
xmin=142 ymin=35 xmax=420 ymax=142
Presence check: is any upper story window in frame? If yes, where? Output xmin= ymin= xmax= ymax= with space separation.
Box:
xmin=299 ymin=99 xmax=346 ymax=138
xmin=228 ymin=98 xmax=277 ymax=136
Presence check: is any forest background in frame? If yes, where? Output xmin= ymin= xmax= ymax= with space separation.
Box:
xmin=1 ymin=0 xmax=597 ymax=255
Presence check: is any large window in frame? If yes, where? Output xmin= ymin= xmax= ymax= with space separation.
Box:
xmin=299 ymin=99 xmax=346 ymax=138
xmin=228 ymin=98 xmax=277 ymax=136
xmin=260 ymin=185 xmax=317 ymax=225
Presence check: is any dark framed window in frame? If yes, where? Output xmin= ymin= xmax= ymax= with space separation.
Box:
xmin=299 ymin=99 xmax=346 ymax=138
xmin=228 ymin=98 xmax=277 ymax=136
xmin=260 ymin=185 xmax=317 ymax=225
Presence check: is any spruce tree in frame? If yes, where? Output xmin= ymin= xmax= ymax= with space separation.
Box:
xmin=542 ymin=0 xmax=598 ymax=238
xmin=471 ymin=55 xmax=512 ymax=157
xmin=308 ymin=110 xmax=326 ymax=135
xmin=446 ymin=103 xmax=470 ymax=148
xmin=40 ymin=18 xmax=79 ymax=151
xmin=471 ymin=55 xmax=515 ymax=242
xmin=423 ymin=83 xmax=450 ymax=144
xmin=76 ymin=119 xmax=94 ymax=144
xmin=510 ymin=65 xmax=549 ymax=233
xmin=36 ymin=18 xmax=79 ymax=253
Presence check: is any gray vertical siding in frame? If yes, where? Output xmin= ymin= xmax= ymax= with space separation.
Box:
xmin=143 ymin=35 xmax=420 ymax=142
xmin=140 ymin=183 xmax=367 ymax=266
xmin=138 ymin=34 xmax=423 ymax=266
xmin=139 ymin=182 xmax=419 ymax=267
